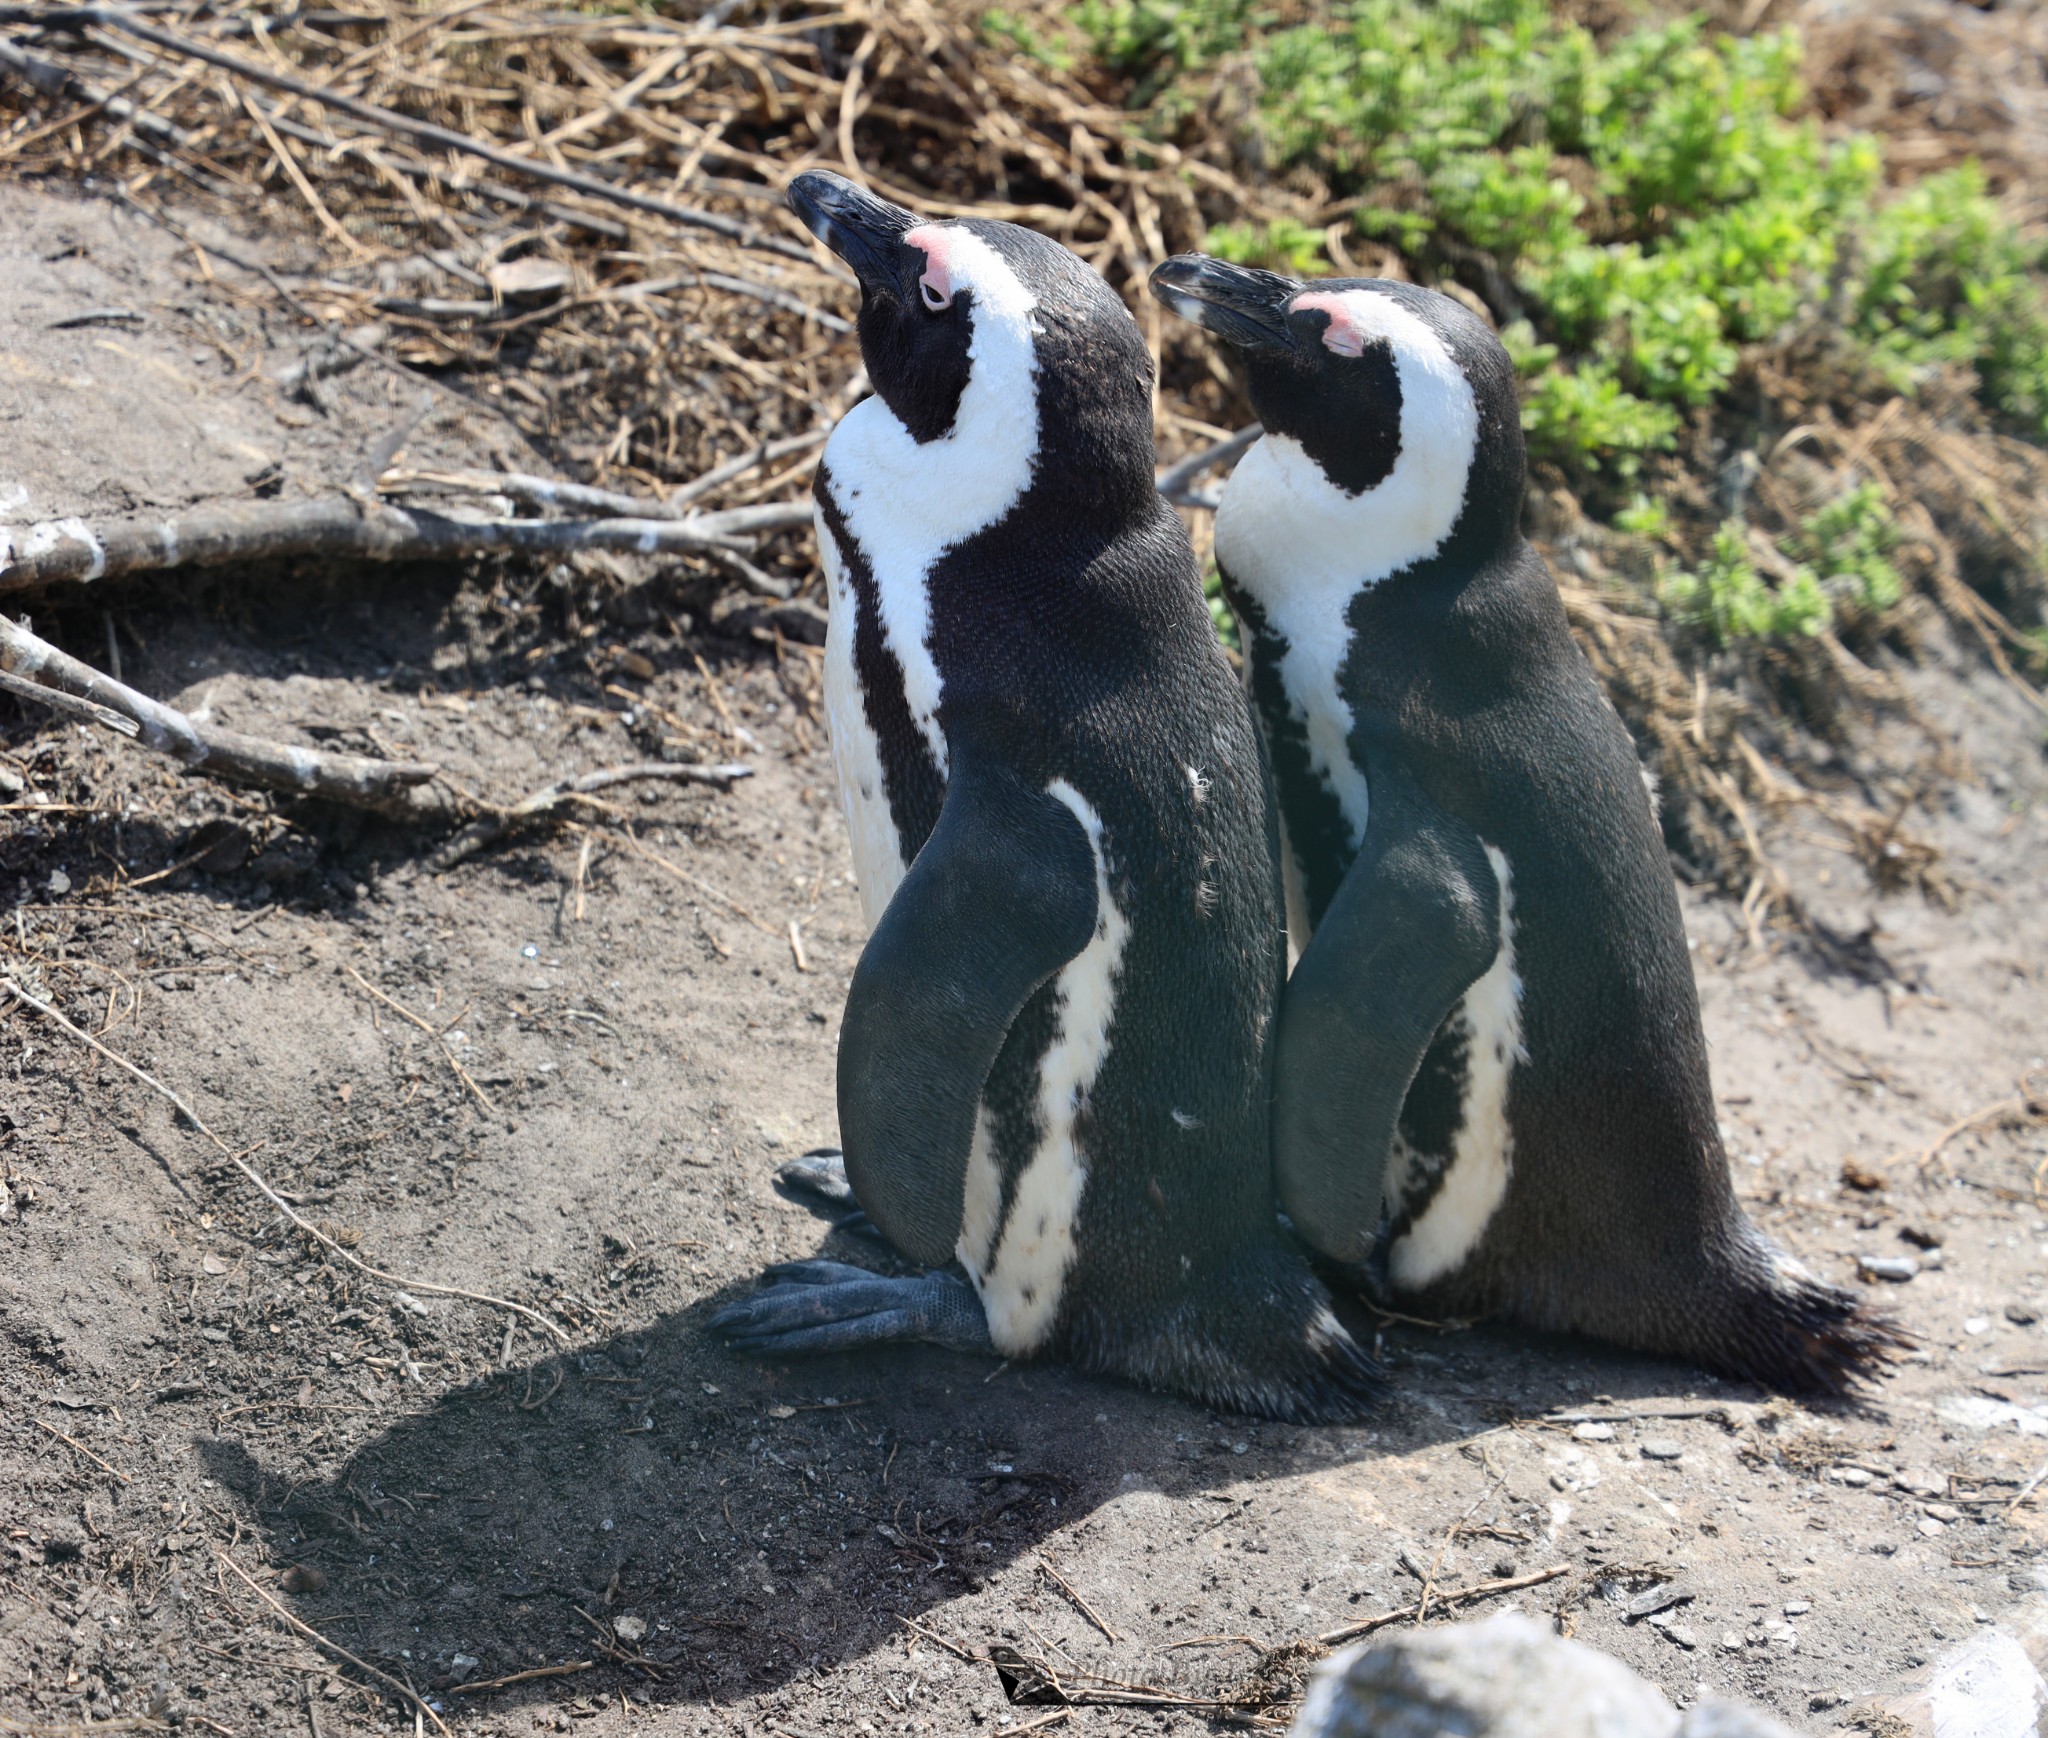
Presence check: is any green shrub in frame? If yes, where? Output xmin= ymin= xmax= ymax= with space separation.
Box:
xmin=1087 ymin=0 xmax=2047 ymax=472
xmin=1853 ymin=164 xmax=2048 ymax=436
xmin=1205 ymin=217 xmax=1329 ymax=277
xmin=1614 ymin=494 xmax=1674 ymax=540
xmin=1661 ymin=522 xmax=1830 ymax=643
xmin=1204 ymin=565 xmax=1241 ymax=651
xmin=1793 ymin=482 xmax=1903 ymax=621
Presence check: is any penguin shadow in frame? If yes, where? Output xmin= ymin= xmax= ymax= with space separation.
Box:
xmin=192 ymin=1260 xmax=1770 ymax=1723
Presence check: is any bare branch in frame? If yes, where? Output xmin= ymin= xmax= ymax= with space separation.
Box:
xmin=0 ymin=613 xmax=437 ymax=805
xmin=0 ymin=496 xmax=774 ymax=596
xmin=1156 ymin=423 xmax=1263 ymax=508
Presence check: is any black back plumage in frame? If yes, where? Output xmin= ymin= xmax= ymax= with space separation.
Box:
xmin=1152 ymin=257 xmax=1905 ymax=1395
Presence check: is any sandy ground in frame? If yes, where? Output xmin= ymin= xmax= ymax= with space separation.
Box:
xmin=4 ymin=178 xmax=2048 ymax=1738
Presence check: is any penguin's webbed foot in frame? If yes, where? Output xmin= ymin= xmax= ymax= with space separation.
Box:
xmin=772 ymin=1148 xmax=890 ymax=1248
xmin=711 ymin=1260 xmax=994 ymax=1357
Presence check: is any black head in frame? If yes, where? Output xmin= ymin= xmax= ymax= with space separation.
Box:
xmin=1150 ymin=255 xmax=1525 ymax=549
xmin=791 ymin=170 xmax=1158 ymax=514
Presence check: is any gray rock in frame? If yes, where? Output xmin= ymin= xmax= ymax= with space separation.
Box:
xmin=1289 ymin=1613 xmax=1806 ymax=1738
xmin=1290 ymin=1613 xmax=1678 ymax=1738
xmin=1640 ymin=1439 xmax=1684 ymax=1461
xmin=1859 ymin=1254 xmax=1919 ymax=1283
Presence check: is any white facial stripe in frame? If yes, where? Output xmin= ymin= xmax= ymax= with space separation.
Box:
xmin=817 ymin=511 xmax=909 ymax=926
xmin=1386 ymin=845 xmax=1525 ymax=1290
xmin=1214 ymin=287 xmax=1480 ymax=858
xmin=962 ymin=779 xmax=1128 ymax=1354
xmin=820 ymin=225 xmax=1041 ymax=789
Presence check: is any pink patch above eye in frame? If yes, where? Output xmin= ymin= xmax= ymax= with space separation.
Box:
xmin=906 ymin=224 xmax=956 ymax=308
xmin=1290 ymin=291 xmax=1373 ymax=357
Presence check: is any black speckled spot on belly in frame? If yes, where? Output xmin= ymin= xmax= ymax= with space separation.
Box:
xmin=1387 ymin=1018 xmax=1468 ymax=1239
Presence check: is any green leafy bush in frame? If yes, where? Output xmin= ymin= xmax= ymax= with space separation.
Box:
xmin=1793 ymin=482 xmax=1903 ymax=621
xmin=1205 ymin=217 xmax=1328 ymax=277
xmin=1854 ymin=164 xmax=2048 ymax=435
xmin=1083 ymin=0 xmax=2048 ymax=472
xmin=1660 ymin=523 xmax=1830 ymax=643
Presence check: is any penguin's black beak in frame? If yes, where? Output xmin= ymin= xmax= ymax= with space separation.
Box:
xmin=788 ymin=170 xmax=919 ymax=296
xmin=1149 ymin=254 xmax=1299 ymax=353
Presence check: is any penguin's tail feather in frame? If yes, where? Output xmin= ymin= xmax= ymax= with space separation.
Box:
xmin=1696 ymin=1233 xmax=1914 ymax=1398
xmin=1069 ymin=1242 xmax=1385 ymax=1425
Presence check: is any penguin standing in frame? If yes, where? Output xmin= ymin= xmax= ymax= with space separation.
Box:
xmin=711 ymin=175 xmax=1380 ymax=1423
xmin=1148 ymin=256 xmax=1903 ymax=1393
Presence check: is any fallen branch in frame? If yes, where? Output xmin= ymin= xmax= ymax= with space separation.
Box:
xmin=342 ymin=964 xmax=500 ymax=1119
xmin=428 ymin=760 xmax=752 ymax=871
xmin=0 ymin=613 xmax=437 ymax=805
xmin=32 ymin=1415 xmax=132 ymax=1484
xmin=0 ymin=975 xmax=571 ymax=1343
xmin=0 ymin=663 xmax=138 ymax=734
xmin=0 ymin=32 xmax=190 ymax=151
xmin=0 ymin=496 xmax=778 ymax=594
xmin=1907 ymin=1069 xmax=2048 ymax=1174
xmin=0 ymin=6 xmax=826 ymax=268
xmin=1037 ymin=1554 xmax=1120 ymax=1645
xmin=381 ymin=451 xmax=824 ymax=527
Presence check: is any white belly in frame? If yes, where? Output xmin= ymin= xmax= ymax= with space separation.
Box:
xmin=818 ymin=510 xmax=911 ymax=928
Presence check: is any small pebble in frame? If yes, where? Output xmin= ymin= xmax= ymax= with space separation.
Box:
xmin=1894 ymin=1468 xmax=1944 ymax=1498
xmin=1783 ymin=1601 xmax=1811 ymax=1617
xmin=1573 ymin=1422 xmax=1616 ymax=1441
xmin=1858 ymin=1255 xmax=1918 ymax=1283
xmin=1640 ymin=1439 xmax=1683 ymax=1461
xmin=2007 ymin=1302 xmax=2040 ymax=1326
xmin=1830 ymin=1466 xmax=1874 ymax=1487
xmin=1922 ymin=1502 xmax=1962 ymax=1522
xmin=1721 ymin=1632 xmax=1744 ymax=1653
xmin=1964 ymin=1316 xmax=1992 ymax=1336
xmin=1917 ymin=1517 xmax=1948 ymax=1536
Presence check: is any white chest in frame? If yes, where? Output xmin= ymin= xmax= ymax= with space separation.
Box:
xmin=814 ymin=264 xmax=1043 ymax=929
xmin=1214 ymin=290 xmax=1479 ymax=888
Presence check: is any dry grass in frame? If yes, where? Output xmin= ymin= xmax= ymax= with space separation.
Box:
xmin=0 ymin=0 xmax=2043 ymax=915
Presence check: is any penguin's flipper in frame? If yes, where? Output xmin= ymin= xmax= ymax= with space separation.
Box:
xmin=837 ymin=756 xmax=1101 ymax=1266
xmin=1276 ymin=773 xmax=1501 ymax=1265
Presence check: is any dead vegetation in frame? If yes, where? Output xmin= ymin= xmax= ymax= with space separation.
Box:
xmin=0 ymin=0 xmax=2043 ymax=922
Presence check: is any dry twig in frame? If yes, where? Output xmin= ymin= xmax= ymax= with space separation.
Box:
xmin=429 ymin=760 xmax=751 ymax=871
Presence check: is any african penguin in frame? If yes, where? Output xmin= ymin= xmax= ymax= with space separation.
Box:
xmin=710 ymin=174 xmax=1381 ymax=1423
xmin=1148 ymin=255 xmax=1905 ymax=1394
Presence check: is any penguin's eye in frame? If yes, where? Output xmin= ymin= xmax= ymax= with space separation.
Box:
xmin=919 ymin=277 xmax=954 ymax=313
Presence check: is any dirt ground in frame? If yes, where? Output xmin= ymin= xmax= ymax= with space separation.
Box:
xmin=4 ymin=177 xmax=2048 ymax=1738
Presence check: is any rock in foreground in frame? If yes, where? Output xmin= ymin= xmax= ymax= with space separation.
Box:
xmin=1290 ymin=1612 xmax=1797 ymax=1738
